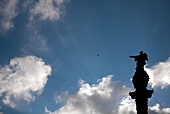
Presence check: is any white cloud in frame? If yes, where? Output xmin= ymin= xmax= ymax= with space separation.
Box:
xmin=0 ymin=0 xmax=19 ymax=31
xmin=145 ymin=57 xmax=170 ymax=89
xmin=117 ymin=96 xmax=136 ymax=114
xmin=54 ymin=91 xmax=69 ymax=104
xmin=118 ymin=96 xmax=170 ymax=114
xmin=45 ymin=75 xmax=170 ymax=114
xmin=0 ymin=56 xmax=51 ymax=108
xmin=149 ymin=104 xmax=170 ymax=114
xmin=22 ymin=31 xmax=49 ymax=53
xmin=0 ymin=0 xmax=70 ymax=32
xmin=45 ymin=75 xmax=131 ymax=114
xmin=29 ymin=0 xmax=70 ymax=21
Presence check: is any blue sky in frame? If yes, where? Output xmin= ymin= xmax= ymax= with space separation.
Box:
xmin=0 ymin=0 xmax=170 ymax=114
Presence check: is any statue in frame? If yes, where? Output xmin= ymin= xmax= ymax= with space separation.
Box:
xmin=129 ymin=51 xmax=154 ymax=114
xmin=129 ymin=51 xmax=148 ymax=69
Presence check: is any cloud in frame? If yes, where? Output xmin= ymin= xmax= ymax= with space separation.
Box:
xmin=45 ymin=75 xmax=170 ymax=114
xmin=145 ymin=57 xmax=170 ymax=89
xmin=0 ymin=0 xmax=19 ymax=31
xmin=118 ymin=96 xmax=170 ymax=114
xmin=22 ymin=31 xmax=49 ymax=53
xmin=22 ymin=0 xmax=35 ymax=10
xmin=117 ymin=96 xmax=136 ymax=114
xmin=0 ymin=0 xmax=70 ymax=32
xmin=149 ymin=104 xmax=170 ymax=114
xmin=54 ymin=91 xmax=70 ymax=104
xmin=29 ymin=0 xmax=70 ymax=21
xmin=45 ymin=75 xmax=131 ymax=114
xmin=0 ymin=56 xmax=51 ymax=108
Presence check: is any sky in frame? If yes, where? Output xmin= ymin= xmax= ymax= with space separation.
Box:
xmin=0 ymin=0 xmax=170 ymax=114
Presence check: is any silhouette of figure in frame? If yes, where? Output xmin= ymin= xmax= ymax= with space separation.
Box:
xmin=130 ymin=51 xmax=148 ymax=69
xmin=129 ymin=51 xmax=153 ymax=114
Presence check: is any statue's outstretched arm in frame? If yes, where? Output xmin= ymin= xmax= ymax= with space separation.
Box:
xmin=129 ymin=56 xmax=136 ymax=58
xmin=129 ymin=55 xmax=139 ymax=61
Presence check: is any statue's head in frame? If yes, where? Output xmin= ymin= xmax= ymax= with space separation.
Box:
xmin=140 ymin=51 xmax=143 ymax=55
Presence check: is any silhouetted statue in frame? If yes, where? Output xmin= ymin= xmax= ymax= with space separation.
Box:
xmin=129 ymin=51 xmax=154 ymax=114
xmin=129 ymin=51 xmax=148 ymax=69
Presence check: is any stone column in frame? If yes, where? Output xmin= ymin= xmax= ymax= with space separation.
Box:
xmin=129 ymin=68 xmax=154 ymax=114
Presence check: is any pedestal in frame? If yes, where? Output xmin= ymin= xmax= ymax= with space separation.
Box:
xmin=129 ymin=68 xmax=154 ymax=114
